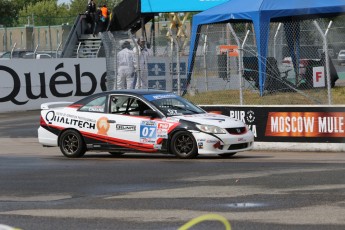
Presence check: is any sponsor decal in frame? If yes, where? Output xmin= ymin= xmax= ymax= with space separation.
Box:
xmin=158 ymin=123 xmax=169 ymax=129
xmin=89 ymin=105 xmax=105 ymax=112
xmin=45 ymin=110 xmax=96 ymax=129
xmin=157 ymin=122 xmax=169 ymax=138
xmin=141 ymin=120 xmax=156 ymax=126
xmin=154 ymin=144 xmax=162 ymax=150
xmin=198 ymin=142 xmax=203 ymax=149
xmin=97 ymin=117 xmax=110 ymax=135
xmin=206 ymin=140 xmax=218 ymax=143
xmin=167 ymin=109 xmax=181 ymax=116
xmin=166 ymin=117 xmax=180 ymax=122
xmin=116 ymin=124 xmax=136 ymax=131
xmin=143 ymin=93 xmax=177 ymax=101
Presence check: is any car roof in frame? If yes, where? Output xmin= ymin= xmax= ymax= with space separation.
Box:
xmin=73 ymin=89 xmax=173 ymax=105
xmin=96 ymin=89 xmax=171 ymax=97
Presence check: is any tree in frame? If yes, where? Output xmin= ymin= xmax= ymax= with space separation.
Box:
xmin=18 ymin=0 xmax=71 ymax=26
xmin=0 ymin=0 xmax=18 ymax=26
xmin=68 ymin=0 xmax=88 ymax=17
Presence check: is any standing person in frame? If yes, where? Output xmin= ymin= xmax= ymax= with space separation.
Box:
xmin=133 ymin=37 xmax=151 ymax=89
xmin=116 ymin=41 xmax=135 ymax=89
xmin=86 ymin=0 xmax=96 ymax=33
xmin=100 ymin=4 xmax=110 ymax=32
xmin=92 ymin=5 xmax=102 ymax=37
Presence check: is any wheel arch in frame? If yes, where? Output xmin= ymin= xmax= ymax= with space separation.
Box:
xmin=58 ymin=128 xmax=85 ymax=147
xmin=167 ymin=128 xmax=189 ymax=150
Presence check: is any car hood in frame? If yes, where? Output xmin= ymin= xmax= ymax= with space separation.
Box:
xmin=171 ymin=113 xmax=245 ymax=128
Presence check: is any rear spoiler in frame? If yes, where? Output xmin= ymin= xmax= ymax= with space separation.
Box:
xmin=41 ymin=102 xmax=73 ymax=110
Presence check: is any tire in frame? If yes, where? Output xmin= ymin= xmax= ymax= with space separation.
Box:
xmin=170 ymin=131 xmax=198 ymax=159
xmin=109 ymin=152 xmax=125 ymax=156
xmin=218 ymin=152 xmax=237 ymax=158
xmin=59 ymin=130 xmax=86 ymax=158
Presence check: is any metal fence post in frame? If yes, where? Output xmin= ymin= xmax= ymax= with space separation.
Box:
xmin=169 ymin=28 xmax=181 ymax=95
xmin=273 ymin=23 xmax=282 ymax=59
xmin=130 ymin=31 xmax=141 ymax=89
xmin=314 ymin=20 xmax=333 ymax=105
xmin=227 ymin=23 xmax=244 ymax=105
xmin=203 ymin=26 xmax=209 ymax=91
xmin=101 ymin=31 xmax=117 ymax=91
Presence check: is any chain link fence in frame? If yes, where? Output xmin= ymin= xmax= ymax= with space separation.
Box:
xmin=102 ymin=21 xmax=191 ymax=94
xmin=2 ymin=15 xmax=345 ymax=106
xmin=186 ymin=16 xmax=345 ymax=105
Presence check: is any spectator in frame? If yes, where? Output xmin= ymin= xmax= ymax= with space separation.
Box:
xmin=116 ymin=41 xmax=135 ymax=89
xmin=133 ymin=37 xmax=152 ymax=89
xmin=86 ymin=0 xmax=96 ymax=33
xmin=100 ymin=4 xmax=110 ymax=32
xmin=93 ymin=5 xmax=102 ymax=37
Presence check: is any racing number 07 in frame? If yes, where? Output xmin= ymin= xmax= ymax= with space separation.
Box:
xmin=141 ymin=126 xmax=156 ymax=138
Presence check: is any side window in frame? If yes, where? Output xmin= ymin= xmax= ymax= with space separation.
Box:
xmin=79 ymin=96 xmax=106 ymax=113
xmin=110 ymin=96 xmax=150 ymax=116
xmin=110 ymin=95 xmax=130 ymax=114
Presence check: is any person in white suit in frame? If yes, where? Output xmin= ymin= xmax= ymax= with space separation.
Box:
xmin=133 ymin=37 xmax=152 ymax=89
xmin=116 ymin=41 xmax=135 ymax=89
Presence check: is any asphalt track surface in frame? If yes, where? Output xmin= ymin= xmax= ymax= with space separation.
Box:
xmin=0 ymin=110 xmax=344 ymax=230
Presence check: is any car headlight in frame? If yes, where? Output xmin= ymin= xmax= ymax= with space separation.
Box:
xmin=196 ymin=124 xmax=227 ymax=134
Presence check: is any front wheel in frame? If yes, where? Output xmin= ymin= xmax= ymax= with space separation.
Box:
xmin=59 ymin=130 xmax=86 ymax=158
xmin=170 ymin=131 xmax=198 ymax=159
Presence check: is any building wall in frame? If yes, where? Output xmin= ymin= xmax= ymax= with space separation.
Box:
xmin=0 ymin=25 xmax=71 ymax=52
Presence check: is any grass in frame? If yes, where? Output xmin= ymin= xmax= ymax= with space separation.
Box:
xmin=184 ymin=86 xmax=345 ymax=105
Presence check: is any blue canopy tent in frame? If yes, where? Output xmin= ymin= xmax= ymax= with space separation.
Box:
xmin=187 ymin=0 xmax=345 ymax=95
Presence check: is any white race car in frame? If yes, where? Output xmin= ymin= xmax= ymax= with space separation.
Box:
xmin=38 ymin=90 xmax=254 ymax=158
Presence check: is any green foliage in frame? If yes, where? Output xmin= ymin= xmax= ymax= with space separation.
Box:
xmin=0 ymin=0 xmax=124 ymax=27
xmin=68 ymin=0 xmax=88 ymax=17
xmin=18 ymin=0 xmax=70 ymax=26
xmin=0 ymin=0 xmax=17 ymax=26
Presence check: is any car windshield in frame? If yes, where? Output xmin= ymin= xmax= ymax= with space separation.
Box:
xmin=144 ymin=93 xmax=205 ymax=116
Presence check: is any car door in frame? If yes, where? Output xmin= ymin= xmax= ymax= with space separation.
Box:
xmin=106 ymin=94 xmax=158 ymax=152
xmin=77 ymin=95 xmax=112 ymax=148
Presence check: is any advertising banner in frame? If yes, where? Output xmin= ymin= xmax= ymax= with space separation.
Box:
xmin=0 ymin=57 xmax=187 ymax=112
xmin=201 ymin=106 xmax=345 ymax=143
xmin=141 ymin=0 xmax=229 ymax=13
xmin=0 ymin=58 xmax=107 ymax=112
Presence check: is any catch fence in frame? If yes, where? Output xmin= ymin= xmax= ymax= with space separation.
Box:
xmin=186 ymin=16 xmax=345 ymax=105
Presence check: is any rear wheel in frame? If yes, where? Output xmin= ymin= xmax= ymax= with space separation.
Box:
xmin=59 ymin=130 xmax=86 ymax=158
xmin=170 ymin=131 xmax=198 ymax=159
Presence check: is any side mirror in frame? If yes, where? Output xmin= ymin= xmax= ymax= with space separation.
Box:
xmin=143 ymin=109 xmax=159 ymax=118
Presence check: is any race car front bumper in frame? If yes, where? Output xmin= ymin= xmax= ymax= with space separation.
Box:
xmin=192 ymin=131 xmax=254 ymax=155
